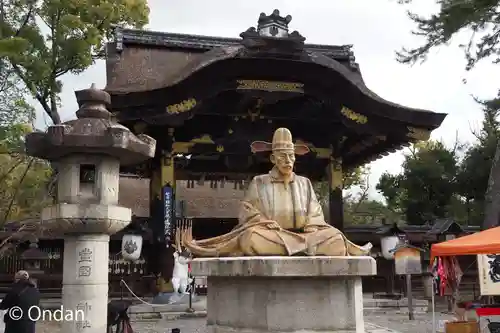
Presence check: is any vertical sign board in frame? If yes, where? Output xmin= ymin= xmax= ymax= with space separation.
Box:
xmin=394 ymin=247 xmax=422 ymax=275
xmin=477 ymin=254 xmax=500 ymax=295
xmin=162 ymin=185 xmax=174 ymax=245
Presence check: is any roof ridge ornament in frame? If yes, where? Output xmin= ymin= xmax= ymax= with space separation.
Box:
xmin=240 ymin=9 xmax=305 ymax=51
xmin=257 ymin=9 xmax=292 ymax=38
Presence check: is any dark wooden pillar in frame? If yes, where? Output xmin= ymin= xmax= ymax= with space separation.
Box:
xmin=149 ymin=146 xmax=176 ymax=294
xmin=327 ymin=157 xmax=344 ymax=231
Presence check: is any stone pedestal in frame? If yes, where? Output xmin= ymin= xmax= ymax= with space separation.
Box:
xmin=61 ymin=235 xmax=109 ymax=333
xmin=191 ymin=256 xmax=376 ymax=333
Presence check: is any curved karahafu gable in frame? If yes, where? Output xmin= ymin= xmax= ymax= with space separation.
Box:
xmin=107 ymin=21 xmax=445 ymax=131
xmin=110 ymin=45 xmax=445 ymax=129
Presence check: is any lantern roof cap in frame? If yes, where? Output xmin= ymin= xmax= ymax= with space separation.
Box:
xmin=25 ymin=84 xmax=156 ymax=165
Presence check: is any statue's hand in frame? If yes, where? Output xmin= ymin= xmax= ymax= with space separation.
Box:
xmin=303 ymin=226 xmax=318 ymax=233
xmin=265 ymin=221 xmax=281 ymax=230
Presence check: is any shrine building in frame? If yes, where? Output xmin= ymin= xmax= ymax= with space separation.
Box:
xmin=0 ymin=10 xmax=449 ymax=296
xmin=106 ymin=10 xmax=445 ymax=242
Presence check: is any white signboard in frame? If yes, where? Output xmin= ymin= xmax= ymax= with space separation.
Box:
xmin=478 ymin=254 xmax=500 ymax=296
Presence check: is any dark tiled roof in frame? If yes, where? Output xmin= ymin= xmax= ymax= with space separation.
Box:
xmin=375 ymin=223 xmax=405 ymax=235
xmin=105 ymin=27 xmax=357 ymax=94
xmin=426 ymin=218 xmax=465 ymax=235
xmin=114 ymin=27 xmax=355 ymax=59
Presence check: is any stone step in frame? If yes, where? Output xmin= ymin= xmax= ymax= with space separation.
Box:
xmin=365 ymin=323 xmax=402 ymax=333
xmin=364 ymin=298 xmax=429 ymax=308
xmin=130 ymin=310 xmax=207 ymax=321
xmin=364 ymin=306 xmax=428 ymax=315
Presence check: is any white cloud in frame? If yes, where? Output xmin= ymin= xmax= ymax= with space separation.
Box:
xmin=36 ymin=0 xmax=500 ymax=200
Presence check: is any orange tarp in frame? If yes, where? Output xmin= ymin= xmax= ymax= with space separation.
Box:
xmin=430 ymin=226 xmax=500 ymax=262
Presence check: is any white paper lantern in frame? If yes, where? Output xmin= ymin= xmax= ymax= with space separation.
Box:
xmin=121 ymin=234 xmax=143 ymax=261
xmin=381 ymin=235 xmax=399 ymax=260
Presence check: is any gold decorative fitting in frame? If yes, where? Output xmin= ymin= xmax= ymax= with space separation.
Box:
xmin=216 ymin=145 xmax=224 ymax=153
xmin=340 ymin=106 xmax=367 ymax=124
xmin=407 ymin=126 xmax=430 ymax=141
xmin=166 ymin=98 xmax=197 ymax=115
xmin=172 ymin=135 xmax=214 ymax=154
xmin=191 ymin=134 xmax=214 ymax=144
xmin=236 ymin=80 xmax=304 ymax=93
xmin=172 ymin=142 xmax=192 ymax=154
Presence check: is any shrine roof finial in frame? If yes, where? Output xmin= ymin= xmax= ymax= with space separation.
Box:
xmin=240 ymin=9 xmax=305 ymax=49
xmin=257 ymin=9 xmax=292 ymax=37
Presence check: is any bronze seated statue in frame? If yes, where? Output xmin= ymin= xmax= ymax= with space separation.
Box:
xmin=183 ymin=127 xmax=372 ymax=257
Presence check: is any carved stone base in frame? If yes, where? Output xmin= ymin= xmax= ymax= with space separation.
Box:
xmin=190 ymin=256 xmax=377 ymax=333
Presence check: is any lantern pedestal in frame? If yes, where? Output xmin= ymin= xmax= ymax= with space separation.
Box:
xmin=41 ymin=204 xmax=131 ymax=333
xmin=61 ymin=235 xmax=109 ymax=332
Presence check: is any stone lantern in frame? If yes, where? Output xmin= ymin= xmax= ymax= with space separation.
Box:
xmin=20 ymin=241 xmax=49 ymax=286
xmin=26 ymin=84 xmax=156 ymax=333
xmin=376 ymin=222 xmax=405 ymax=298
xmin=378 ymin=222 xmax=405 ymax=260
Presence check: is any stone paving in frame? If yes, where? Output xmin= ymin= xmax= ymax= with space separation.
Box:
xmin=36 ymin=312 xmax=456 ymax=333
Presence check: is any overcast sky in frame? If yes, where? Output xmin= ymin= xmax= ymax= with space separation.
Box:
xmin=37 ymin=0 xmax=500 ymax=200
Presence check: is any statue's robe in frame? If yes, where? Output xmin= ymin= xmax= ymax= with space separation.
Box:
xmin=184 ymin=168 xmax=371 ymax=256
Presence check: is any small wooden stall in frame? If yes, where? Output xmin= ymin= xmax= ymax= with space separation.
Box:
xmin=392 ymin=243 xmax=424 ymax=320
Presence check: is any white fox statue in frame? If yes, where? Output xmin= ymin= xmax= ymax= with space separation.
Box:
xmin=171 ymin=251 xmax=192 ymax=294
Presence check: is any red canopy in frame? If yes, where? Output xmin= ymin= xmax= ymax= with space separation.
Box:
xmin=430 ymin=226 xmax=500 ymax=262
